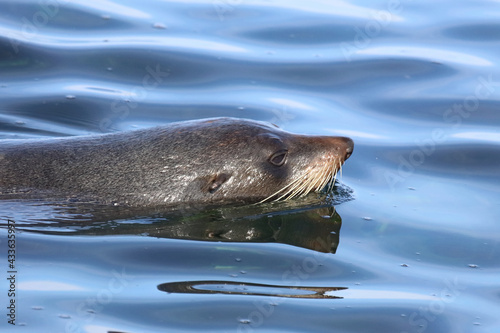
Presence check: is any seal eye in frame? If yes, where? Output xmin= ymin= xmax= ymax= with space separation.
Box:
xmin=269 ymin=149 xmax=288 ymax=167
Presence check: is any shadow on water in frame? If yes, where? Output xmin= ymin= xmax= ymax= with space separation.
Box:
xmin=1 ymin=183 xmax=353 ymax=254
xmin=158 ymin=280 xmax=347 ymax=299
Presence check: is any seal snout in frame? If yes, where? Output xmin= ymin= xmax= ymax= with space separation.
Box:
xmin=319 ymin=136 xmax=354 ymax=162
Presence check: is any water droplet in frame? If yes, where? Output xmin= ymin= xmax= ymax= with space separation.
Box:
xmin=58 ymin=314 xmax=71 ymax=319
xmin=239 ymin=319 xmax=251 ymax=324
xmin=322 ymin=215 xmax=331 ymax=219
xmin=107 ymin=67 xmax=113 ymax=71
xmin=362 ymin=217 xmax=372 ymax=221
xmin=65 ymin=95 xmax=76 ymax=100
xmin=235 ymin=258 xmax=242 ymax=262
xmin=15 ymin=121 xmax=25 ymax=125
xmin=401 ymin=263 xmax=409 ymax=267
xmin=153 ymin=23 xmax=167 ymax=29
xmin=408 ymin=187 xmax=416 ymax=191
xmin=473 ymin=322 xmax=481 ymax=326
xmin=101 ymin=15 xmax=110 ymax=20
xmin=468 ymin=264 xmax=478 ymax=268
xmin=237 ymin=106 xmax=245 ymax=110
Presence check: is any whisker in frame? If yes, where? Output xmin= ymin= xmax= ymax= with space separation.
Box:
xmin=320 ymin=160 xmax=333 ymax=193
xmin=257 ymin=171 xmax=309 ymax=203
xmin=312 ymin=163 xmax=330 ymax=194
xmin=304 ymin=164 xmax=323 ymax=195
xmin=257 ymin=154 xmax=346 ymax=204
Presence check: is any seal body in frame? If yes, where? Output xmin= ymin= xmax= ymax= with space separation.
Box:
xmin=0 ymin=118 xmax=353 ymax=207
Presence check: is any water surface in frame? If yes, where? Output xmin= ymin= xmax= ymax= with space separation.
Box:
xmin=0 ymin=0 xmax=499 ymax=332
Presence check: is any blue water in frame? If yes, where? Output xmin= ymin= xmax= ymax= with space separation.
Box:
xmin=1 ymin=0 xmax=499 ymax=332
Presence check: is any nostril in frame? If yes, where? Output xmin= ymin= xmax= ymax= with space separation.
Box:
xmin=345 ymin=145 xmax=353 ymax=160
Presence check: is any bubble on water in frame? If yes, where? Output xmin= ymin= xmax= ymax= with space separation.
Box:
xmin=362 ymin=217 xmax=372 ymax=221
xmin=468 ymin=264 xmax=478 ymax=268
xmin=65 ymin=95 xmax=76 ymax=100
xmin=153 ymin=23 xmax=167 ymax=29
xmin=235 ymin=258 xmax=242 ymax=262
xmin=239 ymin=319 xmax=251 ymax=324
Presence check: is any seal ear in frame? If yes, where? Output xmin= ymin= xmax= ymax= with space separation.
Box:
xmin=208 ymin=173 xmax=231 ymax=193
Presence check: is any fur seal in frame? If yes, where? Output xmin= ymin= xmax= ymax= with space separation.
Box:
xmin=0 ymin=117 xmax=353 ymax=207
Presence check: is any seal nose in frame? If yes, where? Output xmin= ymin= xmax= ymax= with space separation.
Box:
xmin=343 ymin=138 xmax=354 ymax=161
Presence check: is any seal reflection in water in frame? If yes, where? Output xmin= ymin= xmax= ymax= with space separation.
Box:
xmin=0 ymin=117 xmax=353 ymax=207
